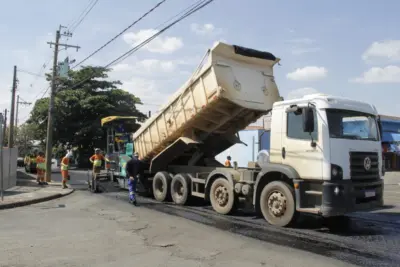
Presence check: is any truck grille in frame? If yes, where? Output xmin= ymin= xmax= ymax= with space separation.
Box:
xmin=349 ymin=152 xmax=379 ymax=181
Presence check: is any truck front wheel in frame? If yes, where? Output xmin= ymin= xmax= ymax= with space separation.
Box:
xmin=259 ymin=181 xmax=297 ymax=227
xmin=210 ymin=178 xmax=237 ymax=215
xmin=152 ymin=172 xmax=172 ymax=202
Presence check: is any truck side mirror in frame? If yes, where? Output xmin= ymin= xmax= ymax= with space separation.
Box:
xmin=302 ymin=107 xmax=314 ymax=133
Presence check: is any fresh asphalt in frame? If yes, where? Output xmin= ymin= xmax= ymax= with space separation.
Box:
xmin=45 ymin=169 xmax=400 ymax=267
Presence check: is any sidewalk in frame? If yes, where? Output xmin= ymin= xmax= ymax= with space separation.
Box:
xmin=0 ymin=171 xmax=74 ymax=210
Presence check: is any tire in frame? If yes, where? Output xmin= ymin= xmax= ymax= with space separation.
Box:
xmin=152 ymin=172 xmax=172 ymax=202
xmin=209 ymin=178 xmax=237 ymax=215
xmin=259 ymin=181 xmax=297 ymax=227
xmin=171 ymin=173 xmax=191 ymax=205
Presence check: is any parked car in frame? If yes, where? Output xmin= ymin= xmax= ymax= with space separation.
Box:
xmin=17 ymin=157 xmax=24 ymax=167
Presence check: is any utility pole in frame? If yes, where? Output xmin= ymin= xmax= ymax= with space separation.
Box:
xmin=44 ymin=25 xmax=80 ymax=182
xmin=0 ymin=112 xmax=4 ymax=201
xmin=8 ymin=66 xmax=17 ymax=148
xmin=15 ymin=95 xmax=32 ymax=129
xmin=2 ymin=109 xmax=7 ymax=147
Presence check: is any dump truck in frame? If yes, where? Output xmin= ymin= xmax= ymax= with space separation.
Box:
xmin=129 ymin=42 xmax=384 ymax=227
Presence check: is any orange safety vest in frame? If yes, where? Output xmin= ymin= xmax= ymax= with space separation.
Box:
xmin=36 ymin=156 xmax=45 ymax=170
xmin=90 ymin=154 xmax=104 ymax=167
xmin=61 ymin=157 xmax=69 ymax=171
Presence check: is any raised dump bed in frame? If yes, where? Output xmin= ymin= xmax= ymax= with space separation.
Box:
xmin=133 ymin=42 xmax=282 ymax=172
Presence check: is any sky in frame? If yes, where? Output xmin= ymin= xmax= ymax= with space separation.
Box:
xmin=0 ymin=0 xmax=399 ymax=127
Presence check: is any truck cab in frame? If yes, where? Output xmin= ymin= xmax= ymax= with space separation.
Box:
xmin=256 ymin=93 xmax=383 ymax=223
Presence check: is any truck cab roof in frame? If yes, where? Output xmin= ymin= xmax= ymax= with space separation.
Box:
xmin=274 ymin=93 xmax=379 ymax=116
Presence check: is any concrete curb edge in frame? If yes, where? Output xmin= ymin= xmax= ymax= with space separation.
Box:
xmin=0 ymin=189 xmax=75 ymax=210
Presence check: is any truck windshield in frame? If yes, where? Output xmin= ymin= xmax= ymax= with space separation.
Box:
xmin=326 ymin=109 xmax=379 ymax=141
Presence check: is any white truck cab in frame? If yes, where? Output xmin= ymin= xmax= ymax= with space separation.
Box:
xmin=264 ymin=93 xmax=383 ymax=219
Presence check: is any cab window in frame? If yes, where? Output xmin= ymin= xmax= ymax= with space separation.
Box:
xmin=287 ymin=108 xmax=318 ymax=140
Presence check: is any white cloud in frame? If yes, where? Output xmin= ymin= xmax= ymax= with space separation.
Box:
xmin=286 ymin=66 xmax=327 ymax=81
xmin=111 ymin=58 xmax=194 ymax=80
xmin=291 ymin=47 xmax=321 ymax=55
xmin=362 ymin=40 xmax=400 ymax=63
xmin=286 ymin=87 xmax=319 ymax=100
xmin=350 ymin=65 xmax=400 ymax=84
xmin=287 ymin=38 xmax=320 ymax=55
xmin=287 ymin=38 xmax=321 ymax=56
xmin=123 ymin=29 xmax=183 ymax=54
xmin=288 ymin=38 xmax=315 ymax=45
xmin=190 ymin=23 xmax=222 ymax=36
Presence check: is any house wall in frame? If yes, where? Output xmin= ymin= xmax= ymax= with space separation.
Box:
xmin=215 ymin=129 xmax=270 ymax=167
xmin=1 ymin=147 xmax=18 ymax=190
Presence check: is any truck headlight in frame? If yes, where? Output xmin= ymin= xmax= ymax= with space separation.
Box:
xmin=331 ymin=164 xmax=343 ymax=181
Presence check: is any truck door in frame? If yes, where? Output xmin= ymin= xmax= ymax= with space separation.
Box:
xmin=281 ymin=107 xmax=323 ymax=180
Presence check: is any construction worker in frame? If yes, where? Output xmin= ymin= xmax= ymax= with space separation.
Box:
xmin=61 ymin=151 xmax=73 ymax=189
xmin=89 ymin=148 xmax=109 ymax=191
xmin=224 ymin=156 xmax=232 ymax=167
xmin=36 ymin=152 xmax=47 ymax=185
xmin=125 ymin=152 xmax=141 ymax=205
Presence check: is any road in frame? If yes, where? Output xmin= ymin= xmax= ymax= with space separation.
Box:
xmin=6 ymin=169 xmax=400 ymax=266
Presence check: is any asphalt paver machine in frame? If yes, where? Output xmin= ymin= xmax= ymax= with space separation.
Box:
xmin=99 ymin=116 xmax=141 ymax=189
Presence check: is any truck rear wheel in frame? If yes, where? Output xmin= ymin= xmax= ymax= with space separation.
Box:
xmin=152 ymin=172 xmax=172 ymax=202
xmin=259 ymin=181 xmax=297 ymax=227
xmin=210 ymin=178 xmax=237 ymax=215
xmin=171 ymin=173 xmax=191 ymax=205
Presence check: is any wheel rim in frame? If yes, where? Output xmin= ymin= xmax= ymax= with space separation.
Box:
xmin=155 ymin=178 xmax=164 ymax=195
xmin=173 ymin=180 xmax=184 ymax=199
xmin=214 ymin=185 xmax=229 ymax=207
xmin=267 ymin=190 xmax=287 ymax=217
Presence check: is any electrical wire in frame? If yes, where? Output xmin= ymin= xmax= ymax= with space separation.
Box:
xmin=107 ymin=0 xmax=213 ymax=67
xmin=67 ymin=0 xmax=93 ymax=29
xmin=70 ymin=0 xmax=214 ymax=90
xmin=21 ymin=0 xmax=214 ymax=123
xmin=71 ymin=0 xmax=168 ymax=69
xmin=19 ymin=0 xmax=98 ymax=123
xmin=17 ymin=69 xmax=46 ymax=78
xmin=69 ymin=0 xmax=99 ymax=33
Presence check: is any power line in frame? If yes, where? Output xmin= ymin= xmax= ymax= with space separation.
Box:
xmin=67 ymin=0 xmax=93 ymax=29
xmin=70 ymin=0 xmax=214 ymax=91
xmin=69 ymin=0 xmax=99 ymax=33
xmin=21 ymin=0 xmax=214 ymax=124
xmin=71 ymin=0 xmax=168 ymax=69
xmin=17 ymin=69 xmax=46 ymax=78
xmin=108 ymin=0 xmax=213 ymax=67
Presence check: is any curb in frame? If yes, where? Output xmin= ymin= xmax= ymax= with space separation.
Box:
xmin=0 ymin=189 xmax=74 ymax=210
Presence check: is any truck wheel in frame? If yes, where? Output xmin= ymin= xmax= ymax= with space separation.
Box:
xmin=152 ymin=172 xmax=172 ymax=202
xmin=171 ymin=173 xmax=191 ymax=205
xmin=260 ymin=181 xmax=297 ymax=227
xmin=210 ymin=178 xmax=237 ymax=215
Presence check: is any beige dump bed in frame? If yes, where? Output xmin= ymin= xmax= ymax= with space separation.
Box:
xmin=133 ymin=42 xmax=282 ymax=162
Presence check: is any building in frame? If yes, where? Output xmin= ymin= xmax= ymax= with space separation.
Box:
xmin=380 ymin=115 xmax=400 ymax=170
xmin=215 ymin=113 xmax=271 ymax=168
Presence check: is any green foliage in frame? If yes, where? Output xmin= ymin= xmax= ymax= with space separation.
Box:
xmin=3 ymin=123 xmax=41 ymax=156
xmin=26 ymin=66 xmax=146 ymax=163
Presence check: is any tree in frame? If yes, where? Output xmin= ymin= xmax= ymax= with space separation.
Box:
xmin=27 ymin=66 xmax=146 ymax=166
xmin=3 ymin=123 xmax=40 ymax=156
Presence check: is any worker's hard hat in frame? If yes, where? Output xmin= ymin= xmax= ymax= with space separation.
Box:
xmin=133 ymin=152 xmax=139 ymax=157
xmin=95 ymin=148 xmax=101 ymax=152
